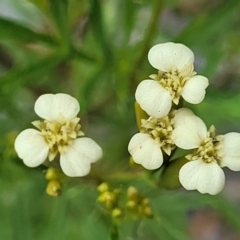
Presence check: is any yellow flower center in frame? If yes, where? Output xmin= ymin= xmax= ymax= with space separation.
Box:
xmin=150 ymin=63 xmax=196 ymax=105
xmin=32 ymin=115 xmax=84 ymax=161
xmin=186 ymin=126 xmax=223 ymax=165
xmin=141 ymin=111 xmax=175 ymax=155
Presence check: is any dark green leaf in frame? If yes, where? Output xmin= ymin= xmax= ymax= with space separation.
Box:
xmin=0 ymin=53 xmax=66 ymax=86
xmin=0 ymin=17 xmax=56 ymax=45
xmin=89 ymin=0 xmax=113 ymax=63
xmin=49 ymin=0 xmax=70 ymax=49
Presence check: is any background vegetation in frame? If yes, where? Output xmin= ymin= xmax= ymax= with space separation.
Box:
xmin=0 ymin=0 xmax=240 ymax=239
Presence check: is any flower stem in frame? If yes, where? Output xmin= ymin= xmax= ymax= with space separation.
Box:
xmin=109 ymin=221 xmax=119 ymax=240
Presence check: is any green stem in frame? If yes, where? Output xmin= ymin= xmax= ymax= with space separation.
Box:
xmin=109 ymin=221 xmax=119 ymax=240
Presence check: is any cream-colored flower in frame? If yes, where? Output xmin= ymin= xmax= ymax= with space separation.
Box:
xmin=135 ymin=42 xmax=209 ymax=118
xmin=128 ymin=112 xmax=176 ymax=170
xmin=14 ymin=93 xmax=103 ymax=177
xmin=172 ymin=111 xmax=240 ymax=195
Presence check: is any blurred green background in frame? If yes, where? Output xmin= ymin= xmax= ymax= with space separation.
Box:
xmin=1 ymin=0 xmax=240 ymax=239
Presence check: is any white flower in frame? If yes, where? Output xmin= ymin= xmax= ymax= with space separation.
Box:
xmin=135 ymin=42 xmax=209 ymax=118
xmin=172 ymin=111 xmax=240 ymax=195
xmin=221 ymin=132 xmax=240 ymax=171
xmin=14 ymin=93 xmax=103 ymax=177
xmin=128 ymin=112 xmax=176 ymax=170
xmin=128 ymin=133 xmax=163 ymax=170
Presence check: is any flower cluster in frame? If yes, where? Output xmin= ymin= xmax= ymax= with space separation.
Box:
xmin=128 ymin=42 xmax=240 ymax=195
xmin=13 ymin=43 xmax=240 ymax=196
xmin=15 ymin=93 xmax=103 ymax=177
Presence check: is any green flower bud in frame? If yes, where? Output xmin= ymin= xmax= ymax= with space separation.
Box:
xmin=129 ymin=156 xmax=143 ymax=169
xmin=46 ymin=180 xmax=62 ymax=197
xmin=111 ymin=208 xmax=123 ymax=218
xmin=45 ymin=168 xmax=59 ymax=180
xmin=97 ymin=182 xmax=109 ymax=193
xmin=134 ymin=101 xmax=148 ymax=130
xmin=127 ymin=186 xmax=140 ymax=202
xmin=143 ymin=206 xmax=153 ymax=218
xmin=158 ymin=157 xmax=188 ymax=190
xmin=126 ymin=200 xmax=137 ymax=210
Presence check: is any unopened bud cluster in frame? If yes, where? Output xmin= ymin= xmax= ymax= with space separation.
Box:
xmin=126 ymin=186 xmax=153 ymax=218
xmin=97 ymin=182 xmax=123 ymax=218
xmin=97 ymin=183 xmax=153 ymax=219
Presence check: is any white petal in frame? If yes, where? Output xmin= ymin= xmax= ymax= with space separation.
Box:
xmin=60 ymin=138 xmax=102 ymax=177
xmin=174 ymin=108 xmax=195 ymax=128
xmin=172 ymin=115 xmax=207 ymax=149
xmin=34 ymin=93 xmax=80 ymax=121
xmin=179 ymin=160 xmax=225 ymax=195
xmin=14 ymin=129 xmax=49 ymax=167
xmin=135 ymin=80 xmax=172 ymax=118
xmin=221 ymin=132 xmax=240 ymax=171
xmin=182 ymin=75 xmax=209 ymax=104
xmin=148 ymin=42 xmax=194 ymax=72
xmin=128 ymin=133 xmax=163 ymax=170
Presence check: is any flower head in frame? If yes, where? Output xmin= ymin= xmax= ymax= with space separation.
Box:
xmin=135 ymin=42 xmax=209 ymax=118
xmin=128 ymin=111 xmax=176 ymax=170
xmin=14 ymin=93 xmax=103 ymax=177
xmin=172 ymin=109 xmax=240 ymax=194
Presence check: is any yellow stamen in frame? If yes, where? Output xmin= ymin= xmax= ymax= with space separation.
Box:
xmin=150 ymin=63 xmax=196 ymax=105
xmin=186 ymin=126 xmax=223 ymax=165
xmin=32 ymin=116 xmax=84 ymax=161
xmin=140 ymin=111 xmax=175 ymax=155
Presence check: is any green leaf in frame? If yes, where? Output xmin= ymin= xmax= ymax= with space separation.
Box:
xmin=0 ymin=17 xmax=56 ymax=45
xmin=49 ymin=0 xmax=70 ymax=49
xmin=199 ymin=194 xmax=240 ymax=234
xmin=175 ymin=0 xmax=240 ymax=45
xmin=89 ymin=0 xmax=113 ymax=63
xmin=0 ymin=53 xmax=66 ymax=86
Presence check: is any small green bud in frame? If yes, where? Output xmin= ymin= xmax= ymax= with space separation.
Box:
xmin=45 ymin=167 xmax=59 ymax=180
xmin=111 ymin=208 xmax=123 ymax=218
xmin=127 ymin=186 xmax=140 ymax=202
xmin=129 ymin=156 xmax=142 ymax=168
xmin=141 ymin=198 xmax=150 ymax=206
xmin=97 ymin=182 xmax=109 ymax=193
xmin=158 ymin=157 xmax=188 ymax=190
xmin=46 ymin=180 xmax=62 ymax=197
xmin=143 ymin=206 xmax=153 ymax=218
xmin=126 ymin=200 xmax=137 ymax=210
xmin=134 ymin=101 xmax=148 ymax=130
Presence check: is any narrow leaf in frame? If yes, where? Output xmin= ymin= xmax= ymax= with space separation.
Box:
xmin=0 ymin=17 xmax=56 ymax=45
xmin=49 ymin=0 xmax=70 ymax=48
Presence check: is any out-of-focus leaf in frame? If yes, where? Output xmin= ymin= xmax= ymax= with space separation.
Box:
xmin=201 ymin=44 xmax=223 ymax=78
xmin=107 ymin=0 xmax=137 ymax=45
xmin=71 ymin=46 xmax=99 ymax=63
xmin=209 ymin=194 xmax=240 ymax=234
xmin=89 ymin=0 xmax=113 ymax=63
xmin=0 ymin=53 xmax=66 ymax=86
xmin=152 ymin=190 xmax=240 ymax=236
xmin=0 ymin=18 xmax=56 ymax=45
xmin=49 ymin=0 xmax=70 ymax=49
xmin=175 ymin=0 xmax=240 ymax=45
xmin=0 ymin=0 xmax=47 ymax=30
